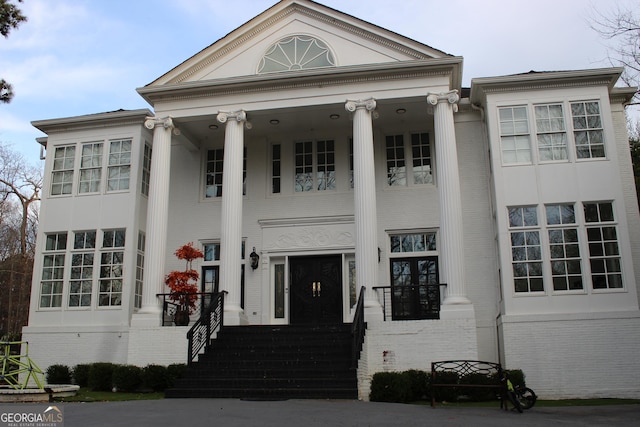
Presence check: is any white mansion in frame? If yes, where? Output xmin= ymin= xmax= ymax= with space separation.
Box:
xmin=23 ymin=0 xmax=640 ymax=399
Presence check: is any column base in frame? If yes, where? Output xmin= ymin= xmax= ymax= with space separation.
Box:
xmin=443 ymin=295 xmax=472 ymax=305
xmin=364 ymin=303 xmax=384 ymax=324
xmin=224 ymin=305 xmax=249 ymax=326
xmin=130 ymin=311 xmax=162 ymax=328
xmin=440 ymin=302 xmax=475 ymax=320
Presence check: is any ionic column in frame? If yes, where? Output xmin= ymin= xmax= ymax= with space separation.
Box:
xmin=139 ymin=116 xmax=174 ymax=314
xmin=217 ymin=110 xmax=250 ymax=325
xmin=427 ymin=91 xmax=471 ymax=305
xmin=345 ymin=98 xmax=383 ymax=319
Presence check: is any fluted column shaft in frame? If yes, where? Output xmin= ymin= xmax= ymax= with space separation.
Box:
xmin=217 ymin=110 xmax=248 ymax=322
xmin=427 ymin=91 xmax=470 ymax=305
xmin=140 ymin=116 xmax=173 ymax=314
xmin=346 ymin=99 xmax=382 ymax=312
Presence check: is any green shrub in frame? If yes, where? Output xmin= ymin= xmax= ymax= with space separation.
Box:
xmin=166 ymin=363 xmax=187 ymax=388
xmin=45 ymin=364 xmax=71 ymax=384
xmin=72 ymin=364 xmax=91 ymax=387
xmin=402 ymin=369 xmax=430 ymax=401
xmin=88 ymin=362 xmax=116 ymax=391
xmin=142 ymin=364 xmax=168 ymax=392
xmin=369 ymin=372 xmax=411 ymax=403
xmin=112 ymin=365 xmax=143 ymax=392
xmin=431 ymin=370 xmax=459 ymax=403
xmin=459 ymin=372 xmax=498 ymax=401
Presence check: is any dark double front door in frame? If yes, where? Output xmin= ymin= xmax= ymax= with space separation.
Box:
xmin=289 ymin=255 xmax=343 ymax=325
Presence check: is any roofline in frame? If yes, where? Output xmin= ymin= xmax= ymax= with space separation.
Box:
xmin=148 ymin=0 xmax=453 ymax=87
xmin=469 ymin=68 xmax=625 ymax=104
xmin=31 ymin=109 xmax=153 ymax=134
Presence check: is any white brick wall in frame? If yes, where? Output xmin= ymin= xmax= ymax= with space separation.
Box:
xmin=21 ymin=327 xmax=129 ymax=375
xmin=358 ymin=317 xmax=478 ymax=400
xmin=500 ymin=312 xmax=640 ymax=399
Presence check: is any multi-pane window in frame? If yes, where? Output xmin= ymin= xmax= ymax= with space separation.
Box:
xmin=69 ymin=230 xmax=96 ymax=307
xmin=107 ymin=139 xmax=131 ymax=191
xmin=135 ymin=232 xmax=145 ymax=309
xmin=271 ymin=144 xmax=281 ymax=194
xmin=389 ymin=232 xmax=439 ymax=320
xmin=51 ymin=146 xmax=76 ymax=195
xmin=294 ymin=141 xmax=335 ymax=192
xmin=316 ymin=140 xmax=335 ymax=191
xmin=40 ymin=233 xmax=67 ymax=308
xmin=205 ymin=148 xmax=247 ymax=198
xmin=141 ymin=143 xmax=152 ymax=197
xmin=99 ymin=229 xmax=125 ymax=306
xmin=546 ymin=204 xmax=582 ymax=291
xmin=584 ymin=202 xmax=622 ymax=289
xmin=535 ymin=104 xmax=567 ymax=161
xmin=295 ymin=141 xmax=313 ymax=192
xmin=499 ymin=106 xmax=531 ymax=164
xmin=206 ymin=149 xmax=224 ymax=198
xmin=202 ymin=241 xmax=245 ymax=308
xmin=571 ymin=101 xmax=605 ymax=159
xmin=508 ymin=206 xmax=543 ymax=293
xmin=411 ymin=133 xmax=432 ymax=184
xmin=386 ymin=135 xmax=406 ymax=186
xmin=78 ymin=142 xmax=103 ymax=193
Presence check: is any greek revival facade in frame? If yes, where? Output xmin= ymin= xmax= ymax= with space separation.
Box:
xmin=24 ymin=0 xmax=640 ymax=399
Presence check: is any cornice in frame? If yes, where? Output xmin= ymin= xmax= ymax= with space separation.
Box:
xmin=139 ymin=58 xmax=461 ymax=104
xmin=259 ymin=215 xmax=354 ymax=228
xmin=31 ymin=109 xmax=153 ymax=135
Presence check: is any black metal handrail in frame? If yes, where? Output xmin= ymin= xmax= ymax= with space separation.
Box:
xmin=372 ymin=284 xmax=444 ymax=321
xmin=158 ymin=292 xmax=217 ymax=326
xmin=186 ymin=291 xmax=226 ymax=365
xmin=351 ymin=287 xmax=366 ymax=369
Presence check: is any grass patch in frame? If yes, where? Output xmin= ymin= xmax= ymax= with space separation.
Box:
xmin=54 ymin=388 xmax=164 ymax=402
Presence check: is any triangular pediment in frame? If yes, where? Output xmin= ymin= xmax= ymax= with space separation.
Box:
xmin=147 ymin=0 xmax=452 ymax=87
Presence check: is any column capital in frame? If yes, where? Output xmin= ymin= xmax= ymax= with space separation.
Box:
xmin=345 ymin=98 xmax=377 ymax=113
xmin=427 ymin=90 xmax=459 ymax=105
xmin=217 ymin=110 xmax=252 ymax=129
xmin=144 ymin=116 xmax=173 ymax=130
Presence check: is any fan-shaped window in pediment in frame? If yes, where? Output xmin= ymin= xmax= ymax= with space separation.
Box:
xmin=258 ymin=35 xmax=335 ymax=74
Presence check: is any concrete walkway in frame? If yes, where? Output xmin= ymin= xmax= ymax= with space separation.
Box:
xmin=24 ymin=399 xmax=640 ymax=427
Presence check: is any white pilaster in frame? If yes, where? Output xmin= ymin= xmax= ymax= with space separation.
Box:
xmin=217 ymin=110 xmax=250 ymax=325
xmin=137 ymin=116 xmax=173 ymax=318
xmin=427 ymin=91 xmax=471 ymax=305
xmin=346 ymin=98 xmax=383 ymax=322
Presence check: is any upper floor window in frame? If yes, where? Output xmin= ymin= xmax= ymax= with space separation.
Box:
xmin=107 ymin=139 xmax=132 ymax=191
xmin=51 ymin=146 xmax=76 ymax=195
xmin=141 ymin=143 xmax=152 ymax=197
xmin=571 ymin=101 xmax=605 ymax=159
xmin=205 ymin=148 xmax=247 ymax=198
xmin=294 ymin=140 xmax=335 ymax=192
xmin=499 ymin=106 xmax=531 ymax=164
xmin=498 ymin=100 xmax=605 ymax=165
xmin=78 ymin=142 xmax=103 ymax=194
xmin=258 ymin=35 xmax=335 ymax=74
xmin=386 ymin=133 xmax=433 ymax=186
xmin=535 ymin=104 xmax=567 ymax=161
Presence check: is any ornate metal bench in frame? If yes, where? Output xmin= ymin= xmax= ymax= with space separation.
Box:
xmin=430 ymin=360 xmax=507 ymax=409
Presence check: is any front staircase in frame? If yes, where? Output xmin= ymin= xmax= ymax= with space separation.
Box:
xmin=165 ymin=324 xmax=359 ymax=399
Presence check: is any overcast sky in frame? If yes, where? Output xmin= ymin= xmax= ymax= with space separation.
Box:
xmin=0 ymin=0 xmax=636 ymax=163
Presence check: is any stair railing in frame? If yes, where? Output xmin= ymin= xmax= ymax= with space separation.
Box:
xmin=351 ymin=286 xmax=366 ymax=369
xmin=187 ymin=291 xmax=227 ymax=365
